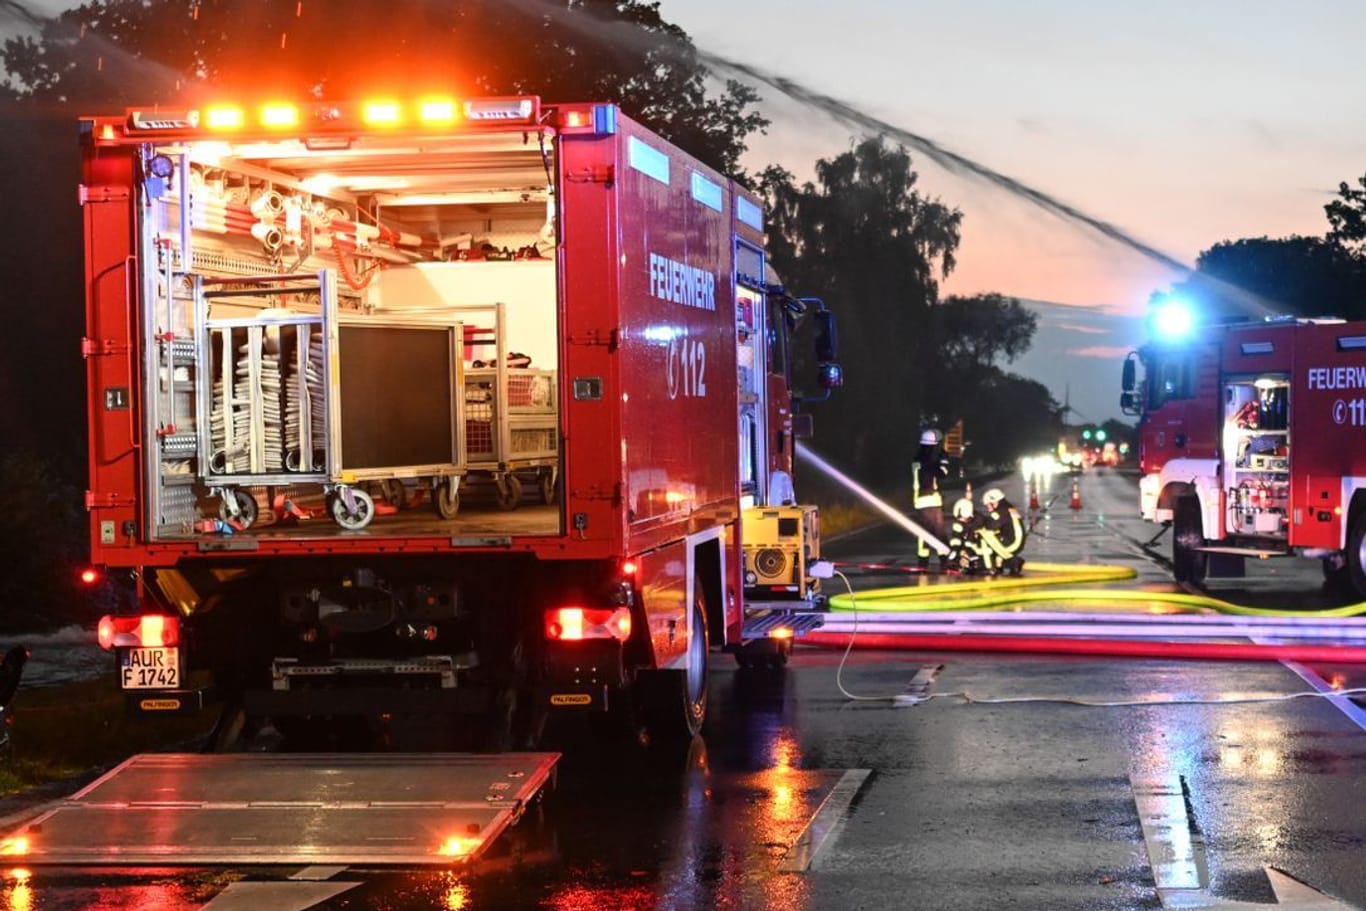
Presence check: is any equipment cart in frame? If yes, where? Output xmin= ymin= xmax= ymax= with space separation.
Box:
xmin=193 ymin=271 xmax=467 ymax=531
xmin=459 ymin=302 xmax=559 ymax=510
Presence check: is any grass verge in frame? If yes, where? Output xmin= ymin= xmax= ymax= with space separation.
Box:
xmin=0 ymin=675 xmax=219 ymax=797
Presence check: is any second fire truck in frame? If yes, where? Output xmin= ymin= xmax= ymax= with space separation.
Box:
xmin=1121 ymin=301 xmax=1366 ymax=597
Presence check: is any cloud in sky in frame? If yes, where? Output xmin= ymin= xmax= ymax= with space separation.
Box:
xmin=1068 ymin=345 xmax=1133 ymax=359
xmin=666 ymin=0 xmax=1365 ymax=314
xmin=1056 ymin=322 xmax=1108 ymax=335
xmin=1007 ymin=299 xmax=1145 ymax=423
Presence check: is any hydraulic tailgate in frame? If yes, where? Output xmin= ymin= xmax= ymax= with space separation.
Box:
xmin=2 ymin=752 xmax=558 ymax=866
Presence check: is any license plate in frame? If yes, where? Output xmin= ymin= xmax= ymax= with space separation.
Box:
xmin=120 ymin=647 xmax=180 ymax=690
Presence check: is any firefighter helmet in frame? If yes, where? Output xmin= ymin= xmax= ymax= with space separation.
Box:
xmin=919 ymin=428 xmax=942 ymax=446
xmin=952 ymin=498 xmax=975 ymax=521
xmin=982 ymin=488 xmax=1006 ymax=509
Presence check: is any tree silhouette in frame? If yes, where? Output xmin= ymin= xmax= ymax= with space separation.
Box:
xmin=2 ymin=0 xmax=766 ymax=175
xmin=760 ymin=138 xmax=962 ymax=484
xmin=1159 ymin=236 xmax=1366 ymax=321
xmin=1326 ymin=172 xmax=1366 ymax=257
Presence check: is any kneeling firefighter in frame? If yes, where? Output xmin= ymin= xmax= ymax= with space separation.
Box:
xmin=947 ymin=497 xmax=986 ymax=575
xmin=979 ymin=488 xmax=1026 ymax=575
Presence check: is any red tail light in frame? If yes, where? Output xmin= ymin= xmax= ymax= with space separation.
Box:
xmin=79 ymin=568 xmax=101 ymax=586
xmin=544 ymin=607 xmax=632 ymax=642
xmin=97 ymin=614 xmax=181 ymax=650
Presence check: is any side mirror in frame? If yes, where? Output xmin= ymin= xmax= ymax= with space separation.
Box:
xmin=1121 ymin=355 xmax=1136 ymax=393
xmin=792 ymin=413 xmax=815 ymax=440
xmin=1120 ymin=391 xmax=1136 ymax=414
xmin=814 ymin=309 xmax=838 ymax=363
xmin=817 ymin=362 xmax=843 ymax=390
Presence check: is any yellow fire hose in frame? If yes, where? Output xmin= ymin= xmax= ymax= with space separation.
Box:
xmin=827 ymin=561 xmax=1366 ymax=619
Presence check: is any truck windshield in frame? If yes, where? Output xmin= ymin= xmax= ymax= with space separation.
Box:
xmin=1147 ymin=349 xmax=1197 ymax=410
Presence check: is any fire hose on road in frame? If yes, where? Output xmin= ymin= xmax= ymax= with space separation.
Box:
xmin=805 ymin=561 xmax=1366 ymax=664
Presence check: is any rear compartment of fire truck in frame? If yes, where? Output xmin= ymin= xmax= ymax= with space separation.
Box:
xmin=140 ymin=120 xmax=562 ymax=543
xmin=124 ymin=112 xmax=585 ymax=749
xmin=1222 ymin=375 xmax=1291 ymax=541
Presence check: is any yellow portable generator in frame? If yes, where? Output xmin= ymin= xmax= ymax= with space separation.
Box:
xmin=741 ymin=504 xmax=820 ymax=599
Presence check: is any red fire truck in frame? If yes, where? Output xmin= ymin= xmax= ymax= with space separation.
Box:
xmin=1121 ymin=301 xmax=1366 ymax=597
xmin=81 ymin=95 xmax=839 ymax=750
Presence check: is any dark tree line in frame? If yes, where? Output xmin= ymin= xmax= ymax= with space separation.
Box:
xmin=0 ymin=0 xmax=1060 ymax=628
xmin=760 ymin=142 xmax=1060 ymax=480
xmin=1154 ymin=180 xmax=1366 ymax=321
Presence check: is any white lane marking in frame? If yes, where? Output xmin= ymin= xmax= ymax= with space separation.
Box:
xmin=1132 ymin=775 xmax=1207 ymax=892
xmin=1273 ymin=658 xmax=1366 ymax=735
xmin=288 ymin=865 xmax=348 ymax=881
xmin=1133 ymin=774 xmax=1357 ymax=909
xmin=777 ymin=768 xmax=870 ymax=873
xmin=200 ymin=881 xmax=357 ymax=911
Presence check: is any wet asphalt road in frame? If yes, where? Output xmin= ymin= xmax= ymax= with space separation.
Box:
xmin=5 ymin=468 xmax=1366 ymax=910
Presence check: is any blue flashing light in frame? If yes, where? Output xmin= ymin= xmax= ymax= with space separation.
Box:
xmin=593 ymin=104 xmax=617 ymax=135
xmin=1152 ymin=299 xmax=1195 ymax=341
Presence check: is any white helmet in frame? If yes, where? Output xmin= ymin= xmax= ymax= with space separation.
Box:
xmin=982 ymin=488 xmax=1006 ymax=509
xmin=952 ymin=498 xmax=975 ymax=520
xmin=919 ymin=428 xmax=942 ymax=446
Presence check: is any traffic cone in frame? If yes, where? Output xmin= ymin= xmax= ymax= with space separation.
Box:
xmin=1069 ymin=478 xmax=1082 ymax=511
xmin=1029 ymin=481 xmax=1040 ymax=511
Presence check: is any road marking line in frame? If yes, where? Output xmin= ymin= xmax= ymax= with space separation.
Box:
xmin=1271 ymin=658 xmax=1366 ymax=736
xmin=1131 ymin=774 xmax=1208 ymax=893
xmin=777 ymin=768 xmax=870 ymax=873
xmin=200 ymin=880 xmax=357 ymax=910
xmin=288 ymin=865 xmax=348 ymax=881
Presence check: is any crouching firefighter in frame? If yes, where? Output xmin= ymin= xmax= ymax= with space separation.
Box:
xmin=979 ymin=488 xmax=1026 ymax=575
xmin=912 ymin=428 xmax=949 ymax=571
xmin=947 ymin=497 xmax=986 ymax=575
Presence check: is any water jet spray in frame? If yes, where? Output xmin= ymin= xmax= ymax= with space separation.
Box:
xmin=795 ymin=441 xmax=950 ymax=555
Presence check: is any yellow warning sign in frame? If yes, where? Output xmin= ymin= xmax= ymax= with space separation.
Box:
xmin=944 ymin=420 xmax=965 ymax=457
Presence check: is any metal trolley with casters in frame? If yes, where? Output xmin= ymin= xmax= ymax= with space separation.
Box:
xmin=193 ymin=270 xmax=467 ymax=531
xmin=457 ymin=302 xmax=559 ymax=511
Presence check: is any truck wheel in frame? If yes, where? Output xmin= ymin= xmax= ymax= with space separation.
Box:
xmin=219 ymin=489 xmax=258 ymax=529
xmin=434 ymin=483 xmax=460 ymax=519
xmin=1346 ymin=512 xmax=1366 ymax=601
xmin=330 ymin=488 xmax=375 ymax=530
xmin=539 ymin=469 xmax=557 ymax=506
xmin=639 ymin=600 xmax=709 ymax=745
xmin=495 ymin=475 xmax=523 ymax=511
xmin=1172 ymin=495 xmax=1207 ymax=586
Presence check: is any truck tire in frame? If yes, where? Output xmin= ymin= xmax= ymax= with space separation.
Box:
xmin=1346 ymin=511 xmax=1366 ymax=601
xmin=639 ymin=600 xmax=709 ymax=745
xmin=1173 ymin=495 xmax=1207 ymax=586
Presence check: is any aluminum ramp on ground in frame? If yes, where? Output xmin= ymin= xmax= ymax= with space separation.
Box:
xmin=3 ymin=752 xmax=559 ymax=866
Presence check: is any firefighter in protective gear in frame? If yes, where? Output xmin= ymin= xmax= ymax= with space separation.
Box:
xmin=912 ymin=428 xmax=949 ymax=570
xmin=979 ymin=488 xmax=1026 ymax=575
xmin=947 ymin=497 xmax=986 ymax=575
